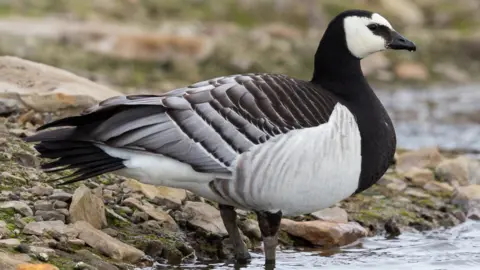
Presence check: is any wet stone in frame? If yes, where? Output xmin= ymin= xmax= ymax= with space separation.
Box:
xmin=34 ymin=201 xmax=54 ymax=211
xmin=49 ymin=191 xmax=73 ymax=202
xmin=35 ymin=210 xmax=66 ymax=223
xmin=53 ymin=201 xmax=68 ymax=209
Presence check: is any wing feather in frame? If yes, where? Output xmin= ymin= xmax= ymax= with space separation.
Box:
xmin=27 ymin=73 xmax=339 ymax=175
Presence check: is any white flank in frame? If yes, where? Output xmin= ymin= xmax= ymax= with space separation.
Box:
xmin=343 ymin=13 xmax=394 ymax=58
xmin=96 ymin=145 xmax=233 ymax=204
xmin=228 ymin=103 xmax=362 ymax=216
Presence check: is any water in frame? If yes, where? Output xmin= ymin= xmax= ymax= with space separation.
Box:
xmin=141 ymin=84 xmax=480 ymax=270
xmin=145 ymin=221 xmax=480 ymax=270
xmin=377 ymin=84 xmax=480 ymax=153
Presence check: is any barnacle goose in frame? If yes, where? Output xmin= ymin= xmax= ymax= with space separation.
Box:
xmin=26 ymin=9 xmax=416 ymax=266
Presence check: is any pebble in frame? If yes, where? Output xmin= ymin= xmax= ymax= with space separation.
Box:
xmin=183 ymin=201 xmax=227 ymax=237
xmin=0 ymin=98 xmax=20 ymax=115
xmin=132 ymin=210 xmax=150 ymax=223
xmin=0 ymin=200 xmax=34 ymax=216
xmin=16 ymin=264 xmax=59 ymax=270
xmin=74 ymin=221 xmax=145 ymax=263
xmin=0 ymin=238 xmax=21 ymax=248
xmin=34 ymin=201 xmax=54 ymax=211
xmin=385 ymin=218 xmax=401 ymax=238
xmin=49 ymin=191 xmax=73 ymax=202
xmin=311 ymin=207 xmax=349 ymax=223
xmin=35 ymin=210 xmax=66 ymax=223
xmin=114 ymin=206 xmax=133 ymax=215
xmin=69 ymin=185 xmax=107 ymax=230
xmin=239 ymin=218 xmax=261 ymax=240
xmin=37 ymin=252 xmax=49 ymax=262
xmin=20 ymin=192 xmax=33 ymax=200
xmin=0 ymin=220 xmax=10 ymax=238
xmin=404 ymin=188 xmax=431 ymax=199
xmin=67 ymin=239 xmax=86 ymax=246
xmin=53 ymin=201 xmax=68 ymax=209
xmin=74 ymin=262 xmax=97 ymax=270
xmin=30 ymin=185 xmax=54 ymax=197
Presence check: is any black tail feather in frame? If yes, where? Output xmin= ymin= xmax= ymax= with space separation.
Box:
xmin=41 ymin=154 xmax=108 ymax=170
xmin=32 ymin=139 xmax=126 ymax=186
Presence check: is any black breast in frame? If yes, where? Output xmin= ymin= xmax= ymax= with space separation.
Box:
xmin=338 ymin=82 xmax=397 ymax=194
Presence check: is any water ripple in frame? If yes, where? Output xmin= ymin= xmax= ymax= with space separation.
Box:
xmin=143 ymin=221 xmax=480 ymax=270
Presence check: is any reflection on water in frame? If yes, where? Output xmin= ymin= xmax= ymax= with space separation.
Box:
xmin=145 ymin=221 xmax=480 ymax=270
xmin=377 ymin=84 xmax=480 ymax=153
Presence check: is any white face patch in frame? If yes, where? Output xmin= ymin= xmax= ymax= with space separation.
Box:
xmin=343 ymin=13 xmax=394 ymax=59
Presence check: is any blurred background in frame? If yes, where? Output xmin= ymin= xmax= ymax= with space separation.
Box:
xmin=1 ymin=0 xmax=480 ymax=152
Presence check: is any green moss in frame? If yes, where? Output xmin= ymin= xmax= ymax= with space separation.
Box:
xmin=358 ymin=209 xmax=384 ymax=220
xmin=416 ymin=198 xmax=436 ymax=209
xmin=399 ymin=210 xmax=417 ymax=220
xmin=0 ymin=208 xmax=15 ymax=223
xmin=22 ymin=216 xmax=36 ymax=224
xmin=106 ymin=214 xmax=130 ymax=228
xmin=246 ymin=212 xmax=257 ymax=220
xmin=278 ymin=230 xmax=294 ymax=246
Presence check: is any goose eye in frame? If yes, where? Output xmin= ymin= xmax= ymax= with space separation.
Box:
xmin=367 ymin=24 xmax=378 ymax=31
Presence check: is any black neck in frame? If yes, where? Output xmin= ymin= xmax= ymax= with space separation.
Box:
xmin=311 ymin=21 xmax=364 ymax=87
xmin=309 ymin=19 xmax=397 ymax=195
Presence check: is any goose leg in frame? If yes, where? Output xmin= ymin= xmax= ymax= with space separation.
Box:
xmin=219 ymin=204 xmax=251 ymax=263
xmin=256 ymin=210 xmax=282 ymax=266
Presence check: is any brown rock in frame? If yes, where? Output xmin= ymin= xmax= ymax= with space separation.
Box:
xmin=423 ymin=181 xmax=454 ymax=194
xmin=394 ymin=62 xmax=429 ymax=81
xmin=0 ymin=98 xmax=19 ymax=115
xmin=239 ymin=218 xmax=261 ymax=240
xmin=183 ymin=201 xmax=227 ymax=237
xmin=0 ymin=238 xmax=20 ymax=248
xmin=70 ymin=185 xmax=107 ymax=229
xmin=377 ymin=175 xmax=402 ymax=186
xmin=281 ymin=219 xmax=367 ymax=247
xmin=0 ymin=220 xmax=10 ymax=239
xmin=396 ymin=147 xmax=444 ymax=173
xmin=16 ymin=264 xmax=59 ymax=270
xmin=123 ymin=179 xmax=186 ymax=207
xmin=386 ymin=179 xmax=408 ymax=192
xmin=467 ymin=208 xmax=480 ymax=221
xmin=0 ymin=251 xmax=31 ymax=270
xmin=74 ymin=221 xmax=145 ymax=263
xmin=0 ymin=201 xmax=33 ymax=217
xmin=0 ymin=56 xmax=121 ymax=112
xmin=452 ymin=185 xmax=480 ymax=212
xmin=122 ymin=197 xmax=177 ymax=231
xmin=404 ymin=188 xmax=431 ymax=199
xmin=403 ymin=168 xmax=435 ymax=187
xmin=435 ymin=156 xmax=480 ymax=186
xmin=311 ymin=207 xmax=349 ymax=223
xmin=23 ymin=221 xmax=77 ymax=238
xmin=30 ymin=185 xmax=54 ymax=197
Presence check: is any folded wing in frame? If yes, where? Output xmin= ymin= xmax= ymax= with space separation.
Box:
xmin=26 ymin=73 xmax=338 ymax=182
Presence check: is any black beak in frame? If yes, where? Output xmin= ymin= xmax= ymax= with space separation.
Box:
xmin=387 ymin=31 xmax=416 ymax=51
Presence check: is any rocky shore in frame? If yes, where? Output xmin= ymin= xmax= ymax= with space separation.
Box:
xmin=1 ymin=57 xmax=480 ymax=270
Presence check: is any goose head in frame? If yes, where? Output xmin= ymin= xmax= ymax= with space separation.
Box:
xmin=341 ymin=10 xmax=416 ymax=59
